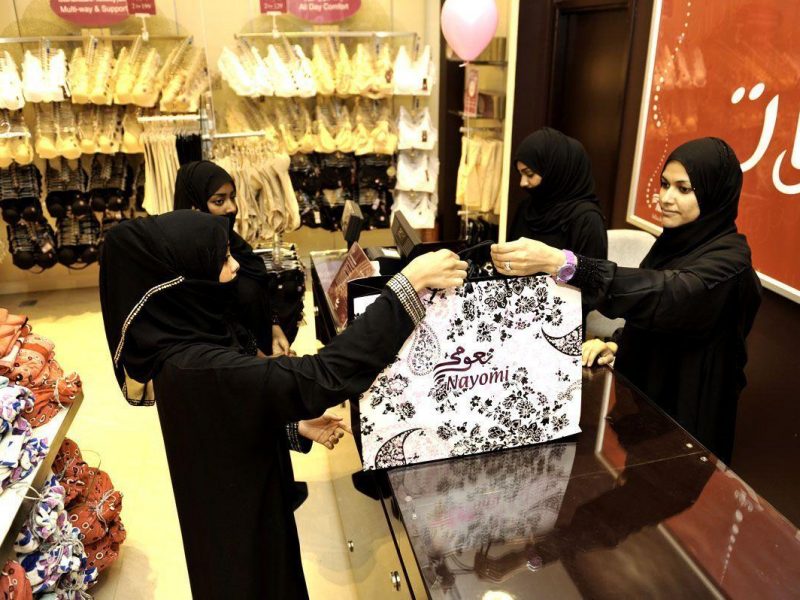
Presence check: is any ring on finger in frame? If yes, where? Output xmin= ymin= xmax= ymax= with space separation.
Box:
xmin=505 ymin=261 xmax=511 ymax=271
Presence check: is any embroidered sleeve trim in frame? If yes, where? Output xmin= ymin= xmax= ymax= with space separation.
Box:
xmin=387 ymin=274 xmax=426 ymax=325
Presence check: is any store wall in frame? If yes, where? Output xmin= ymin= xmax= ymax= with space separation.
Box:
xmin=0 ymin=0 xmax=438 ymax=294
xmin=510 ymin=0 xmax=800 ymax=526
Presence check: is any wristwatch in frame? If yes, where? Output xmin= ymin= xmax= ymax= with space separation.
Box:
xmin=554 ymin=250 xmax=577 ymax=284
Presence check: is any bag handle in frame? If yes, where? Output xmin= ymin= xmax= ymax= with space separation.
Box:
xmin=457 ymin=239 xmax=494 ymax=259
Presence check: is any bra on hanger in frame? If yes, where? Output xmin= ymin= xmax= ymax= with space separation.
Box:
xmin=296 ymin=102 xmax=317 ymax=154
xmin=371 ymin=100 xmax=398 ymax=155
xmin=357 ymin=153 xmax=396 ymax=190
xmin=131 ymin=47 xmax=161 ymax=107
xmin=55 ymin=103 xmax=81 ymax=160
xmin=218 ymin=46 xmax=257 ymax=97
xmin=266 ymin=44 xmax=298 ymax=97
xmin=0 ymin=52 xmax=25 ymax=111
xmin=350 ymin=43 xmax=374 ymax=97
xmin=77 ymin=105 xmax=99 ymax=155
xmin=393 ymin=45 xmax=435 ymax=96
xmin=275 ymin=100 xmax=301 ymax=155
xmin=34 ymin=103 xmax=57 ymax=160
xmin=396 ymin=151 xmax=439 ymax=194
xmin=311 ymin=40 xmax=336 ymax=96
xmin=0 ymin=110 xmax=33 ymax=166
xmin=88 ymin=42 xmax=114 ymax=105
xmin=97 ymin=106 xmax=123 ymax=154
xmin=248 ymin=45 xmax=276 ymax=97
xmin=292 ymin=45 xmax=317 ymax=98
xmin=115 ymin=38 xmax=142 ymax=104
xmin=334 ymin=42 xmax=353 ymax=96
xmin=315 ymin=98 xmax=338 ymax=153
xmin=397 ymin=106 xmax=438 ymax=150
xmin=352 ymin=99 xmax=374 ymax=156
xmin=334 ymin=101 xmax=354 ymax=153
xmin=23 ymin=47 xmax=67 ymax=103
xmin=392 ymin=190 xmax=438 ymax=229
xmin=369 ymin=43 xmax=395 ymax=98
xmin=170 ymin=47 xmax=206 ymax=112
xmin=122 ymin=106 xmax=144 ymax=154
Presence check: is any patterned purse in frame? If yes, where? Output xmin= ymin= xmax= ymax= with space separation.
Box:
xmin=359 ymin=275 xmax=583 ymax=470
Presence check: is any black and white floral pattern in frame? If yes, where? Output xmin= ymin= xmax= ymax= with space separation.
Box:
xmin=408 ymin=323 xmax=441 ymax=375
xmin=543 ymin=324 xmax=583 ymax=357
xmin=360 ymin=276 xmax=582 ymax=470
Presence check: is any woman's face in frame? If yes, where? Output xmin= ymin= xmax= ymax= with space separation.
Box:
xmin=219 ymin=246 xmax=240 ymax=283
xmin=517 ymin=161 xmax=543 ymax=190
xmin=659 ymin=161 xmax=701 ymax=228
xmin=207 ymin=182 xmax=237 ymax=217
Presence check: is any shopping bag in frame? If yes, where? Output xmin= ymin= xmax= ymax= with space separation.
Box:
xmin=359 ymin=275 xmax=582 ymax=470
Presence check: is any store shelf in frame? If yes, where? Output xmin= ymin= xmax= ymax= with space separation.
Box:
xmin=0 ymin=394 xmax=83 ymax=559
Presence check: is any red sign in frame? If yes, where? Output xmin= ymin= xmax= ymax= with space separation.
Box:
xmin=127 ymin=0 xmax=155 ymax=15
xmin=629 ymin=0 xmax=800 ymax=301
xmin=50 ymin=0 xmax=130 ymax=26
xmin=287 ymin=0 xmax=361 ymax=23
xmin=260 ymin=0 xmax=287 ymax=13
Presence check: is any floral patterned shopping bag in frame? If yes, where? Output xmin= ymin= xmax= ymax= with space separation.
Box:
xmin=359 ymin=276 xmax=583 ymax=470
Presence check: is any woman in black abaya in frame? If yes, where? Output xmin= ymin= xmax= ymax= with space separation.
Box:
xmin=491 ymin=137 xmax=762 ymax=462
xmin=173 ymin=160 xmax=316 ymax=510
xmin=173 ymin=160 xmax=291 ymax=356
xmin=98 ymin=211 xmax=467 ymax=599
xmin=507 ymin=127 xmax=607 ymax=260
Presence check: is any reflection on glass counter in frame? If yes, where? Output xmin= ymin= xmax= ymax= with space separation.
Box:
xmin=387 ymin=368 xmax=800 ymax=599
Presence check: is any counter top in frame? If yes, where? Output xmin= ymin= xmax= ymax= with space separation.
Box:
xmin=310 ymin=251 xmax=800 ymax=599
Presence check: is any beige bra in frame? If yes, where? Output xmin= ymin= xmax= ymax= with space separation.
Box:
xmin=312 ymin=40 xmax=336 ymax=96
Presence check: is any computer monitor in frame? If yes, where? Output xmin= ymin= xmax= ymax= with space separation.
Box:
xmin=391 ymin=211 xmax=465 ymax=259
xmin=341 ymin=200 xmax=364 ymax=249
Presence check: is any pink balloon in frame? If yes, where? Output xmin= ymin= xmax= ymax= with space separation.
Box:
xmin=441 ymin=0 xmax=499 ymax=62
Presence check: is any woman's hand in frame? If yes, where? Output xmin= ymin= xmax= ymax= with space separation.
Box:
xmin=582 ymin=339 xmax=618 ymax=367
xmin=401 ymin=249 xmax=469 ymax=292
xmin=271 ymin=325 xmax=295 ymax=357
xmin=298 ymin=414 xmax=352 ymax=450
xmin=491 ymin=238 xmax=566 ymax=277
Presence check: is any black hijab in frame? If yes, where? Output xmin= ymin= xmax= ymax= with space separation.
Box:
xmin=99 ymin=211 xmax=239 ymax=406
xmin=641 ymin=138 xmax=751 ymax=286
xmin=514 ymin=128 xmax=603 ymax=232
xmin=174 ymin=160 xmax=267 ymax=281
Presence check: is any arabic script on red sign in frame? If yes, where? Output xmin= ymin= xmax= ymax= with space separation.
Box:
xmin=631 ymin=0 xmax=800 ymax=298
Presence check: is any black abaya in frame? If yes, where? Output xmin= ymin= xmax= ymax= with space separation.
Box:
xmin=100 ymin=211 xmax=422 ymax=598
xmin=578 ymin=251 xmax=760 ymax=462
xmin=173 ymin=160 xmax=277 ymax=354
xmin=573 ymin=138 xmax=762 ymax=462
xmin=508 ymin=128 xmax=607 ymax=260
xmin=152 ymin=289 xmax=415 ymax=599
